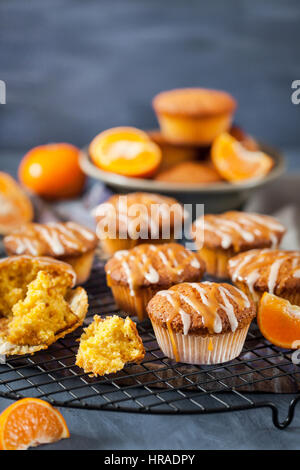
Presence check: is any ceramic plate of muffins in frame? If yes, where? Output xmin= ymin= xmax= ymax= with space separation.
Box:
xmin=80 ymin=87 xmax=285 ymax=212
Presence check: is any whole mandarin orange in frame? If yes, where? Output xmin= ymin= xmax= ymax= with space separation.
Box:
xmin=19 ymin=143 xmax=86 ymax=200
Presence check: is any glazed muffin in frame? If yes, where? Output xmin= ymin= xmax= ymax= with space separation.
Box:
xmin=152 ymin=88 xmax=237 ymax=145
xmin=92 ymin=192 xmax=186 ymax=255
xmin=4 ymin=222 xmax=98 ymax=284
xmin=105 ymin=243 xmax=205 ymax=321
xmin=154 ymin=161 xmax=223 ymax=184
xmin=229 ymin=249 xmax=300 ymax=306
xmin=147 ymin=130 xmax=208 ymax=170
xmin=147 ymin=282 xmax=255 ymax=365
xmin=0 ymin=255 xmax=88 ymax=355
xmin=192 ymin=211 xmax=286 ymax=278
xmin=76 ymin=315 xmax=145 ymax=376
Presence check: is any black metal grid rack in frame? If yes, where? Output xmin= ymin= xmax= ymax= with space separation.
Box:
xmin=0 ymin=256 xmax=300 ymax=429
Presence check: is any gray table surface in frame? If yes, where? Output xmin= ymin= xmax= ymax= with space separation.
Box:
xmin=1 ymin=0 xmax=300 ymax=450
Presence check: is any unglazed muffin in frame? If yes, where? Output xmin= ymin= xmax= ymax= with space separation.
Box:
xmin=0 ymin=255 xmax=88 ymax=355
xmin=154 ymin=161 xmax=223 ymax=184
xmin=105 ymin=243 xmax=205 ymax=321
xmin=4 ymin=222 xmax=98 ymax=285
xmin=92 ymin=192 xmax=186 ymax=255
xmin=152 ymin=88 xmax=237 ymax=145
xmin=192 ymin=211 xmax=286 ymax=278
xmin=147 ymin=282 xmax=255 ymax=365
xmin=229 ymin=249 xmax=300 ymax=306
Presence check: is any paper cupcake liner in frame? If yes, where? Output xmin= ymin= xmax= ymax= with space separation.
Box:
xmin=152 ymin=322 xmax=250 ymax=365
xmin=110 ymin=284 xmax=162 ymax=321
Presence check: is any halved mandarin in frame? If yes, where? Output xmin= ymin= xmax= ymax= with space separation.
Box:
xmin=257 ymin=292 xmax=300 ymax=349
xmin=89 ymin=127 xmax=162 ymax=178
xmin=0 ymin=398 xmax=70 ymax=450
xmin=211 ymin=132 xmax=273 ymax=183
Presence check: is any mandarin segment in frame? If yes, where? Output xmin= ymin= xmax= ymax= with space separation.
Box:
xmin=0 ymin=172 xmax=33 ymax=235
xmin=211 ymin=132 xmax=273 ymax=183
xmin=258 ymin=292 xmax=300 ymax=349
xmin=89 ymin=127 xmax=162 ymax=178
xmin=19 ymin=143 xmax=86 ymax=200
xmin=0 ymin=398 xmax=69 ymax=450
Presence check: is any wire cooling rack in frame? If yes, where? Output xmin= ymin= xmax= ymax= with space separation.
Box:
xmin=0 ymin=254 xmax=300 ymax=429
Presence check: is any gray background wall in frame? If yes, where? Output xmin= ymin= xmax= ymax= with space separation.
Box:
xmin=0 ymin=0 xmax=300 ymax=155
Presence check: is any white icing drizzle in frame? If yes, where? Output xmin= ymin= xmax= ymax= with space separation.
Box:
xmin=190 ymin=258 xmax=200 ymax=269
xmin=219 ymin=218 xmax=254 ymax=243
xmin=202 ymin=220 xmax=232 ymax=249
xmin=35 ymin=226 xmax=65 ymax=255
xmin=111 ymin=245 xmax=202 ymax=297
xmin=189 ymin=283 xmax=222 ymax=333
xmin=245 ymin=270 xmax=260 ymax=294
xmin=66 ymin=222 xmax=95 ymax=241
xmin=268 ymin=258 xmax=285 ymax=294
xmin=231 ymin=250 xmax=300 ymax=295
xmin=223 ymin=284 xmax=251 ymax=308
xmin=218 ymin=287 xmax=239 ymax=332
xmin=157 ymin=291 xmax=191 ymax=335
xmin=231 ymin=252 xmax=257 ymax=282
xmin=198 ymin=212 xmax=285 ymax=250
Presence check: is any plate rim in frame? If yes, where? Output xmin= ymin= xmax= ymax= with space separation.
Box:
xmin=79 ymin=142 xmax=285 ymax=194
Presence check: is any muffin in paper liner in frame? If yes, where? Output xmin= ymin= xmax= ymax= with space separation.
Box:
xmin=192 ymin=212 xmax=286 ymax=279
xmin=4 ymin=222 xmax=98 ymax=285
xmin=152 ymin=321 xmax=250 ymax=365
xmin=152 ymin=88 xmax=236 ymax=145
xmin=105 ymin=243 xmax=205 ymax=321
xmin=92 ymin=192 xmax=185 ymax=256
xmin=147 ymin=281 xmax=256 ymax=365
xmin=229 ymin=249 xmax=300 ymax=306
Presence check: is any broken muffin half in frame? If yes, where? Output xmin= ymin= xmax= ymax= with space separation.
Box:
xmin=76 ymin=315 xmax=145 ymax=376
xmin=0 ymin=255 xmax=88 ymax=355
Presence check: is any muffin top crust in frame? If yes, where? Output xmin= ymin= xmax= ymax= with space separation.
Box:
xmin=0 ymin=254 xmax=77 ymax=287
xmin=4 ymin=222 xmax=98 ymax=258
xmin=192 ymin=211 xmax=285 ymax=252
xmin=152 ymin=88 xmax=237 ymax=118
xmin=92 ymin=192 xmax=185 ymax=238
xmin=105 ymin=243 xmax=205 ymax=292
xmin=147 ymin=281 xmax=255 ymax=336
xmin=229 ymin=249 xmax=300 ymax=295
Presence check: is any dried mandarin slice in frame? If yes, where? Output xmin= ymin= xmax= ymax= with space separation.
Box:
xmin=258 ymin=292 xmax=300 ymax=349
xmin=89 ymin=127 xmax=162 ymax=178
xmin=211 ymin=132 xmax=273 ymax=183
xmin=0 ymin=398 xmax=69 ymax=450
